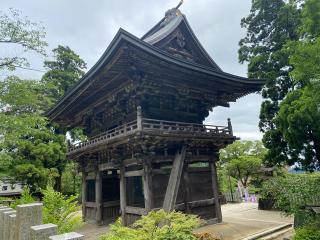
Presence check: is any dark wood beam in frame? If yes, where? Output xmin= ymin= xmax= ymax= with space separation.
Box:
xmin=163 ymin=145 xmax=187 ymax=212
xmin=210 ymin=160 xmax=222 ymax=222
xmin=120 ymin=166 xmax=127 ymax=225
xmin=95 ymin=171 xmax=103 ymax=225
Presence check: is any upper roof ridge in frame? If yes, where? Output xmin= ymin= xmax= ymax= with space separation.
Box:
xmin=160 ymin=0 xmax=184 ymax=28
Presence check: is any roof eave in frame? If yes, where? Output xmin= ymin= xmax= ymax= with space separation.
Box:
xmin=46 ymin=28 xmax=265 ymax=121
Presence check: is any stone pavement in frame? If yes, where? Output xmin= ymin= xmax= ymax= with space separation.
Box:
xmin=78 ymin=202 xmax=293 ymax=240
xmin=195 ymin=203 xmax=293 ymax=240
xmin=78 ymin=223 xmax=110 ymax=240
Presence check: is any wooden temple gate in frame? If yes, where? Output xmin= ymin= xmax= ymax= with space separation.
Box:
xmin=76 ymin=107 xmax=227 ymax=225
xmin=47 ymin=3 xmax=264 ymax=226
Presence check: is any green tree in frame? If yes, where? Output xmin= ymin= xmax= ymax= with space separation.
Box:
xmin=239 ymin=0 xmax=301 ymax=166
xmin=275 ymin=65 xmax=320 ymax=170
xmin=0 ymin=8 xmax=47 ymax=72
xmin=300 ymin=0 xmax=320 ymax=38
xmin=0 ymin=77 xmax=67 ymax=191
xmin=42 ymin=45 xmax=86 ymax=102
xmin=0 ymin=11 xmax=86 ymax=192
xmin=272 ymin=0 xmax=320 ymax=169
xmin=40 ymin=45 xmax=87 ymax=191
xmin=219 ymin=141 xmax=266 ymax=193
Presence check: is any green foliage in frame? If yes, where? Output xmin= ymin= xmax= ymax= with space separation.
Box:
xmin=11 ymin=187 xmax=35 ymax=209
xmin=273 ymin=0 xmax=320 ymax=169
xmin=0 ymin=8 xmax=47 ymax=72
xmin=240 ymin=0 xmax=320 ymax=169
xmin=294 ymin=227 xmax=320 ymax=240
xmin=219 ymin=141 xmax=266 ymax=188
xmin=11 ymin=187 xmax=82 ymax=233
xmin=226 ymin=156 xmax=262 ymax=189
xmin=239 ymin=0 xmax=300 ymax=124
xmin=0 ymin=76 xmax=67 ymax=191
xmin=42 ymin=186 xmax=82 ymax=233
xmin=300 ymin=0 xmax=320 ymax=37
xmin=217 ymin=167 xmax=237 ymax=193
xmin=42 ymin=45 xmax=86 ymax=102
xmin=288 ymin=38 xmax=320 ymax=86
xmin=61 ymin=162 xmax=81 ymax=196
xmin=239 ymin=0 xmax=301 ymax=166
xmin=261 ymin=173 xmax=320 ymax=215
xmin=276 ymin=82 xmax=320 ymax=170
xmin=0 ymin=11 xmax=85 ymax=192
xmin=100 ymin=210 xmax=200 ymax=240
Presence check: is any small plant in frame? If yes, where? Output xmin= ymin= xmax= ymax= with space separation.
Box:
xmin=11 ymin=187 xmax=35 ymax=208
xmin=42 ymin=186 xmax=83 ymax=233
xmin=294 ymin=227 xmax=320 ymax=240
xmin=100 ymin=210 xmax=201 ymax=240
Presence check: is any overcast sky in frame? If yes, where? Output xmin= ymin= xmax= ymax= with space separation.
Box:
xmin=1 ymin=0 xmax=263 ymax=140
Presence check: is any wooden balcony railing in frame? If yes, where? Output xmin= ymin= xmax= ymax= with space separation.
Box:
xmin=142 ymin=118 xmax=231 ymax=135
xmin=68 ymin=106 xmax=233 ymax=153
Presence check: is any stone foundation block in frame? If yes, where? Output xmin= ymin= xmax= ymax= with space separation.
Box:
xmin=16 ymin=203 xmax=43 ymax=240
xmin=2 ymin=210 xmax=17 ymax=240
xmin=30 ymin=223 xmax=58 ymax=240
xmin=8 ymin=214 xmax=17 ymax=240
xmin=0 ymin=208 xmax=13 ymax=240
xmin=49 ymin=232 xmax=84 ymax=240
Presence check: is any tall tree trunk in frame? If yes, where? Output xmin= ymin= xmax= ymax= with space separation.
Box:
xmin=311 ymin=133 xmax=320 ymax=166
xmin=313 ymin=138 xmax=320 ymax=163
xmin=54 ymin=172 xmax=62 ymax=192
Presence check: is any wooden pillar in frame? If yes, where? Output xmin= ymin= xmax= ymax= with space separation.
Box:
xmin=227 ymin=118 xmax=233 ymax=135
xmin=81 ymin=171 xmax=87 ymax=222
xmin=95 ymin=171 xmax=103 ymax=225
xmin=119 ymin=166 xmax=127 ymax=225
xmin=143 ymin=162 xmax=153 ymax=211
xmin=182 ymin=164 xmax=191 ymax=213
xmin=163 ymin=145 xmax=187 ymax=212
xmin=210 ymin=158 xmax=222 ymax=222
xmin=137 ymin=106 xmax=142 ymax=130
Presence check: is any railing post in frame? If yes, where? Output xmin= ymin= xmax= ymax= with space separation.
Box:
xmin=227 ymin=118 xmax=233 ymax=135
xmin=123 ymin=123 xmax=127 ymax=134
xmin=137 ymin=106 xmax=142 ymax=130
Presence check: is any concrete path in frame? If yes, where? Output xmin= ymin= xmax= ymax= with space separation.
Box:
xmin=195 ymin=203 xmax=293 ymax=240
xmin=78 ymin=202 xmax=293 ymax=240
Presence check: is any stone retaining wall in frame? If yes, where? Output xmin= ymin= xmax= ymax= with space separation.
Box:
xmin=0 ymin=204 xmax=84 ymax=240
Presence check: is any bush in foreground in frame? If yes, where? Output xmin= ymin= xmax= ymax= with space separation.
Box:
xmin=100 ymin=210 xmax=220 ymax=240
xmin=12 ymin=187 xmax=82 ymax=233
xmin=294 ymin=227 xmax=320 ymax=240
xmin=11 ymin=187 xmax=35 ymax=208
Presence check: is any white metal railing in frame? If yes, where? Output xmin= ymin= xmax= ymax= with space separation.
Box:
xmin=68 ymin=106 xmax=233 ymax=153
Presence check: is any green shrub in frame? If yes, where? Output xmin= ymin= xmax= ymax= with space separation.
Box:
xmin=61 ymin=162 xmax=81 ymax=196
xmin=42 ymin=186 xmax=83 ymax=233
xmin=217 ymin=167 xmax=237 ymax=194
xmin=11 ymin=187 xmax=35 ymax=208
xmin=10 ymin=186 xmax=82 ymax=233
xmin=100 ymin=210 xmax=200 ymax=240
xmin=294 ymin=227 xmax=320 ymax=240
xmin=260 ymin=173 xmax=320 ymax=215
